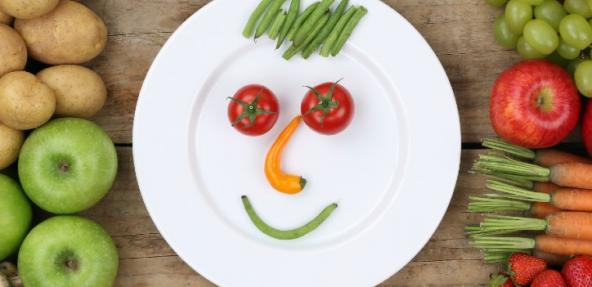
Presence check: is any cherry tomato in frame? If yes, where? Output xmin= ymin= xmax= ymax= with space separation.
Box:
xmin=228 ymin=85 xmax=279 ymax=136
xmin=301 ymin=81 xmax=354 ymax=135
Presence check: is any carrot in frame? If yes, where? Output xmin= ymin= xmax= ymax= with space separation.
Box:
xmin=472 ymin=235 xmax=592 ymax=257
xmin=468 ymin=196 xmax=559 ymax=218
xmin=486 ymin=180 xmax=592 ymax=212
xmin=533 ymin=182 xmax=560 ymax=193
xmin=482 ymin=138 xmax=592 ymax=167
xmin=473 ymin=212 xmax=592 ymax=240
xmin=474 ymin=155 xmax=592 ymax=189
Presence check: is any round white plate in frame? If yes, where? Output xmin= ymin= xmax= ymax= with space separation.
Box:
xmin=133 ymin=0 xmax=460 ymax=286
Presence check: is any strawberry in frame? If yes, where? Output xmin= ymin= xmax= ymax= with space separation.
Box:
xmin=531 ymin=269 xmax=566 ymax=287
xmin=507 ymin=252 xmax=547 ymax=285
xmin=562 ymin=255 xmax=592 ymax=287
xmin=489 ymin=273 xmax=514 ymax=287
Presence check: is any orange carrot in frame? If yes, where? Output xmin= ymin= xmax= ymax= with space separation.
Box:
xmin=533 ymin=182 xmax=561 ymax=193
xmin=534 ymin=150 xmax=592 ymax=167
xmin=472 ymin=235 xmax=592 ymax=257
xmin=530 ymin=202 xmax=561 ymax=219
xmin=550 ymin=163 xmax=592 ymax=190
xmin=535 ymin=235 xmax=592 ymax=257
xmin=533 ymin=250 xmax=570 ymax=266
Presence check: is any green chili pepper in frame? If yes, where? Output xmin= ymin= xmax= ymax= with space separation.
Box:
xmin=331 ymin=6 xmax=367 ymax=56
xmin=243 ymin=0 xmax=274 ymax=38
xmin=319 ymin=5 xmax=356 ymax=57
xmin=283 ymin=13 xmax=330 ymax=60
xmin=255 ymin=0 xmax=288 ymax=39
xmin=287 ymin=2 xmax=319 ymax=42
xmin=241 ymin=195 xmax=338 ymax=240
xmin=268 ymin=11 xmax=287 ymax=40
xmin=302 ymin=0 xmax=349 ymax=59
xmin=293 ymin=0 xmax=335 ymax=46
xmin=276 ymin=0 xmax=300 ymax=49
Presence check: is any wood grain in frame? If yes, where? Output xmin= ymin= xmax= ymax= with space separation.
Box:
xmin=80 ymin=0 xmax=529 ymax=144
xmin=78 ymin=148 xmax=499 ymax=286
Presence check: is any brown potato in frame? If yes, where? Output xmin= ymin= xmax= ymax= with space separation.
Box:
xmin=0 ymin=9 xmax=12 ymax=24
xmin=14 ymin=1 xmax=107 ymax=64
xmin=0 ymin=0 xmax=59 ymax=20
xmin=0 ymin=71 xmax=56 ymax=130
xmin=37 ymin=65 xmax=107 ymax=118
xmin=0 ymin=24 xmax=27 ymax=78
xmin=0 ymin=123 xmax=24 ymax=169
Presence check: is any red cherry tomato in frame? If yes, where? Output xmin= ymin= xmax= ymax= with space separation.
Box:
xmin=228 ymin=85 xmax=279 ymax=136
xmin=301 ymin=81 xmax=354 ymax=135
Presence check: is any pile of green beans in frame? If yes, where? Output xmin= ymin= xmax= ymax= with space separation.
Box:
xmin=243 ymin=0 xmax=367 ymax=60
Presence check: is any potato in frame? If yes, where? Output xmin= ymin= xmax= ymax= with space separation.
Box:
xmin=0 ymin=71 xmax=56 ymax=130
xmin=0 ymin=0 xmax=59 ymax=20
xmin=0 ymin=123 xmax=24 ymax=169
xmin=14 ymin=1 xmax=107 ymax=64
xmin=0 ymin=24 xmax=27 ymax=78
xmin=0 ymin=9 xmax=12 ymax=24
xmin=37 ymin=65 xmax=107 ymax=118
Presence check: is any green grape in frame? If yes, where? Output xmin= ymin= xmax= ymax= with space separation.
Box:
xmin=564 ymin=0 xmax=592 ymax=18
xmin=506 ymin=0 xmax=534 ymax=34
xmin=557 ymin=39 xmax=582 ymax=59
xmin=487 ymin=0 xmax=509 ymax=7
xmin=534 ymin=0 xmax=566 ymax=31
xmin=559 ymin=14 xmax=592 ymax=49
xmin=518 ymin=0 xmax=544 ymax=4
xmin=524 ymin=19 xmax=559 ymax=54
xmin=568 ymin=58 xmax=586 ymax=75
xmin=575 ymin=60 xmax=592 ymax=97
xmin=517 ymin=36 xmax=547 ymax=58
xmin=494 ymin=15 xmax=521 ymax=48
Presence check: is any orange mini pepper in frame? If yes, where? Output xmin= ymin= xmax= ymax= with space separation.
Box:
xmin=265 ymin=116 xmax=306 ymax=194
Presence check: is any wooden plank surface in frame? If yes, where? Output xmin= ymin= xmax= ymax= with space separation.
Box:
xmin=79 ymin=148 xmax=499 ymax=286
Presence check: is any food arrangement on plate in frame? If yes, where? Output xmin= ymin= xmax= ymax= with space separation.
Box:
xmin=467 ymin=1 xmax=592 ymax=285
xmin=0 ymin=1 xmax=120 ymax=287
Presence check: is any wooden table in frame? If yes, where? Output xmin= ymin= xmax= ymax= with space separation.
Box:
xmin=72 ymin=0 xmax=542 ymax=285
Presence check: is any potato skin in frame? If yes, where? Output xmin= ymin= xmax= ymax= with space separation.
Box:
xmin=0 ymin=0 xmax=59 ymax=20
xmin=0 ymin=9 xmax=12 ymax=24
xmin=0 ymin=123 xmax=24 ymax=169
xmin=0 ymin=24 xmax=27 ymax=78
xmin=14 ymin=0 xmax=107 ymax=64
xmin=0 ymin=71 xmax=56 ymax=130
xmin=37 ymin=65 xmax=107 ymax=118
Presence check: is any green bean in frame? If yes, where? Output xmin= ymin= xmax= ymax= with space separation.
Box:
xmin=302 ymin=0 xmax=348 ymax=59
xmin=276 ymin=0 xmax=300 ymax=49
xmin=287 ymin=2 xmax=319 ymax=41
xmin=319 ymin=5 xmax=356 ymax=57
xmin=283 ymin=13 xmax=330 ymax=60
xmin=293 ymin=0 xmax=335 ymax=46
xmin=268 ymin=11 xmax=287 ymax=40
xmin=243 ymin=0 xmax=274 ymax=38
xmin=331 ymin=6 xmax=367 ymax=56
xmin=255 ymin=0 xmax=288 ymax=39
xmin=241 ymin=195 xmax=338 ymax=240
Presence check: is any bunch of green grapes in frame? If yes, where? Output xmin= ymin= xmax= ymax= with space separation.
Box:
xmin=488 ymin=0 xmax=592 ymax=97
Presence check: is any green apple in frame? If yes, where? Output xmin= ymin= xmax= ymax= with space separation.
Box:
xmin=18 ymin=216 xmax=119 ymax=287
xmin=0 ymin=174 xmax=32 ymax=260
xmin=18 ymin=118 xmax=118 ymax=214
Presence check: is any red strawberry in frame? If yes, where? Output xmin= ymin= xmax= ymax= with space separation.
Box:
xmin=531 ymin=270 xmax=566 ymax=287
xmin=489 ymin=273 xmax=514 ymax=287
xmin=507 ymin=253 xmax=547 ymax=285
xmin=562 ymin=255 xmax=592 ymax=287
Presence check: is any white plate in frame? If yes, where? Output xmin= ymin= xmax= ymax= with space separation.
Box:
xmin=133 ymin=0 xmax=460 ymax=286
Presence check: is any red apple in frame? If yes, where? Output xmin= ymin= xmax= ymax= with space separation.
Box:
xmin=491 ymin=60 xmax=581 ymax=148
xmin=584 ymin=100 xmax=592 ymax=156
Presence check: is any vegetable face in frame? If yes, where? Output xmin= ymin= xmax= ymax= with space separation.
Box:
xmin=227 ymin=85 xmax=279 ymax=136
xmin=301 ymin=80 xmax=354 ymax=135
